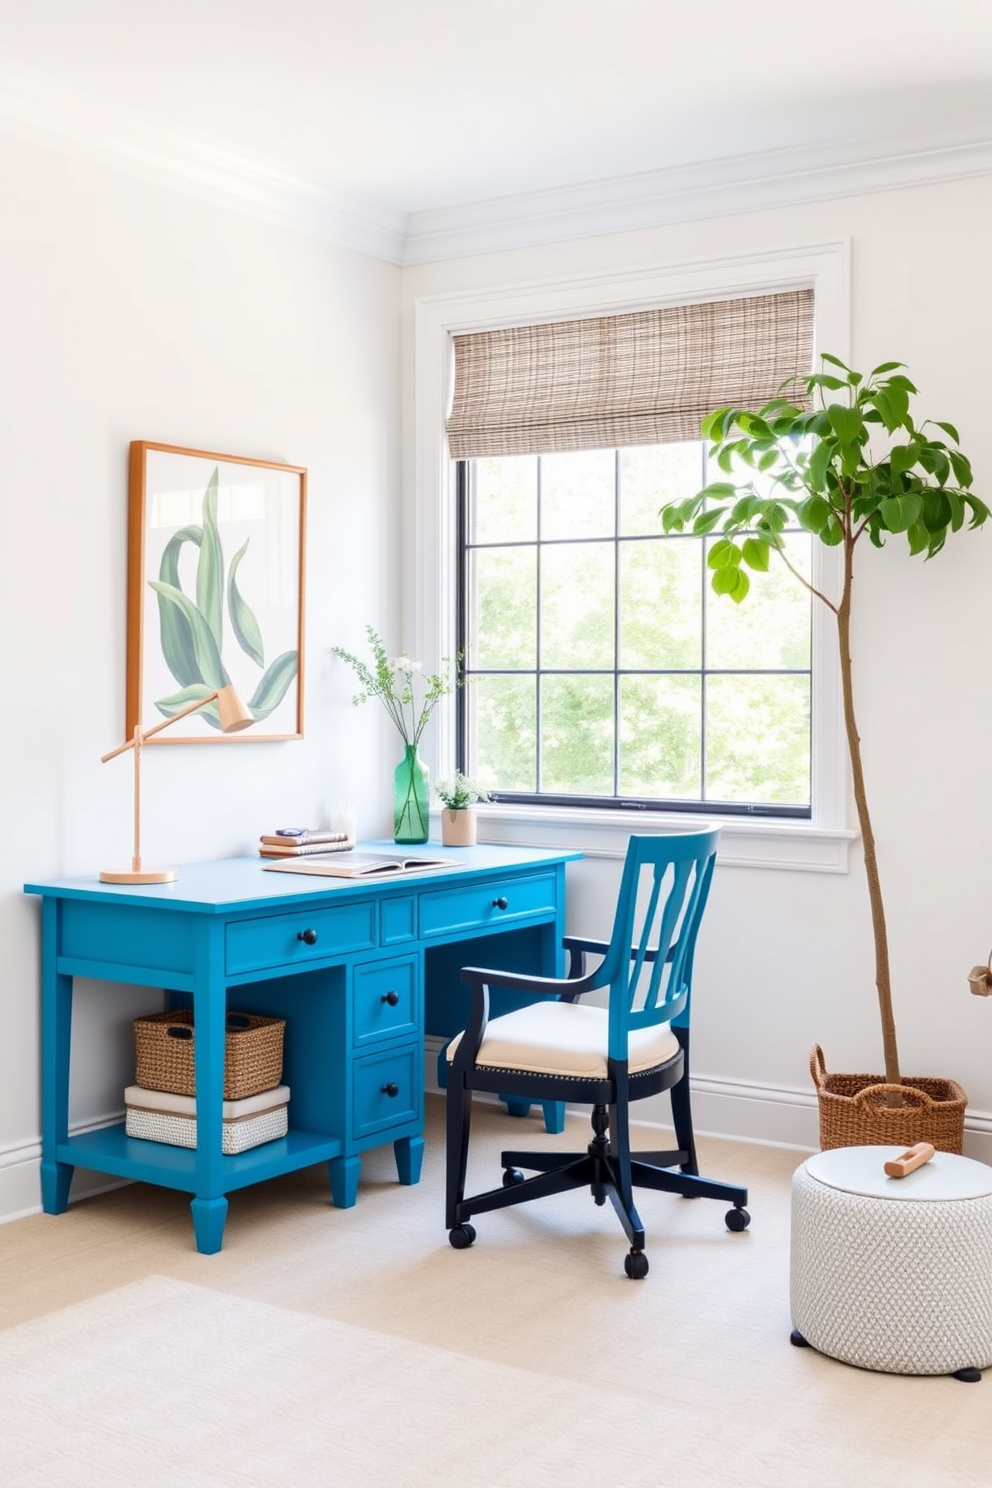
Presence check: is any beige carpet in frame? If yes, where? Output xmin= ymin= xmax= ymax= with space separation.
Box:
xmin=1 ymin=1096 xmax=988 ymax=1487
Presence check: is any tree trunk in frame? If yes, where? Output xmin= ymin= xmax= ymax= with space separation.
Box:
xmin=835 ymin=543 xmax=902 ymax=1087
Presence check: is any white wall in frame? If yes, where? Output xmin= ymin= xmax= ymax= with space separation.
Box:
xmin=0 ymin=132 xmax=402 ymax=1218
xmin=403 ymin=175 xmax=992 ymax=1158
xmin=5 ymin=130 xmax=992 ymax=1229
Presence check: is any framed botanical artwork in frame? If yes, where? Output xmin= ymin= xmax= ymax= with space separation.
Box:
xmin=127 ymin=441 xmax=306 ymax=743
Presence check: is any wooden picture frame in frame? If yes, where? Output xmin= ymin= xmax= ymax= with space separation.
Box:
xmin=127 ymin=441 xmax=306 ymax=743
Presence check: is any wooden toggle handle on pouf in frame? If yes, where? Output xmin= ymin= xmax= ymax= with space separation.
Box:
xmin=884 ymin=1142 xmax=935 ymax=1178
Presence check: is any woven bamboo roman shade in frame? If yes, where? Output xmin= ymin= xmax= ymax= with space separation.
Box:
xmin=446 ymin=288 xmax=814 ymax=459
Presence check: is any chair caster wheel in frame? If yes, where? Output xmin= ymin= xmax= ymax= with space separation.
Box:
xmin=624 ymin=1249 xmax=649 ymax=1280
xmin=725 ymin=1206 xmax=750 ymax=1232
xmin=448 ymin=1223 xmax=477 ymax=1250
xmin=502 ymin=1167 xmax=525 ymax=1186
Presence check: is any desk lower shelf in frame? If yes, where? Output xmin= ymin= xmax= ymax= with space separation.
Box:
xmin=56 ymin=1124 xmax=343 ymax=1195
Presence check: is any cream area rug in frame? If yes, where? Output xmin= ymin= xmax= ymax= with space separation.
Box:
xmin=1 ymin=1275 xmax=671 ymax=1488
xmin=2 ymin=1102 xmax=990 ymax=1488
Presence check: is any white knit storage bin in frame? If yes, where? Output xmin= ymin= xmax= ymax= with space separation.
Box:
xmin=791 ymin=1145 xmax=992 ymax=1376
xmin=125 ymin=1084 xmax=289 ymax=1154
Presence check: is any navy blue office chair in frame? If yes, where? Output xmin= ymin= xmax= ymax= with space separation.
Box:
xmin=445 ymin=830 xmax=749 ymax=1278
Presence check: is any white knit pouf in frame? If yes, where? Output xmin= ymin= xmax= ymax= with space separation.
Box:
xmin=791 ymin=1146 xmax=992 ymax=1377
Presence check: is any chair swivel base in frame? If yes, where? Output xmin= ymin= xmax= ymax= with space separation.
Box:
xmin=448 ymin=1107 xmax=750 ymax=1278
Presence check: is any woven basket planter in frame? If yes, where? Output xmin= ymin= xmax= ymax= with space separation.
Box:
xmin=810 ymin=1044 xmax=966 ymax=1154
xmin=134 ymin=1009 xmax=285 ymax=1101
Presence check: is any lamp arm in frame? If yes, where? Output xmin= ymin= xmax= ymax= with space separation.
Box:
xmin=100 ymin=689 xmax=222 ymax=763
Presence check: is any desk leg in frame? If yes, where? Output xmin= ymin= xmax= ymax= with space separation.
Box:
xmin=393 ymin=1134 xmax=424 ymax=1186
xmin=41 ymin=904 xmax=74 ymax=1215
xmin=191 ymin=1196 xmax=228 ymax=1255
xmin=500 ymin=1096 xmax=565 ymax=1134
xmin=329 ymin=1155 xmax=361 ymax=1208
xmin=40 ymin=1160 xmax=73 ymax=1215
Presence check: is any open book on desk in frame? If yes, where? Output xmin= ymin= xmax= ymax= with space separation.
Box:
xmin=262 ymin=851 xmax=463 ymax=879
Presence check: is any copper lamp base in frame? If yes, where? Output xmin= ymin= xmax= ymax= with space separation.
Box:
xmin=100 ymin=867 xmax=179 ymax=884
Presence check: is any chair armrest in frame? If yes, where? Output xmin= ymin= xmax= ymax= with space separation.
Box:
xmin=450 ymin=963 xmax=593 ymax=1071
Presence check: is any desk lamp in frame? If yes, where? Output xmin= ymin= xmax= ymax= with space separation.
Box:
xmin=100 ymin=684 xmax=253 ymax=884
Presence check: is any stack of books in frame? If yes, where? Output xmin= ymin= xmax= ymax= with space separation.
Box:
xmin=258 ymin=829 xmax=354 ymax=859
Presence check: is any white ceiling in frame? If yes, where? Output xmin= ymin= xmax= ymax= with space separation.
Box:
xmin=2 ymin=0 xmax=992 ymax=262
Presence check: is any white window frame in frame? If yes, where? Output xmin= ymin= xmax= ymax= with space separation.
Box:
xmin=411 ymin=238 xmax=855 ymax=872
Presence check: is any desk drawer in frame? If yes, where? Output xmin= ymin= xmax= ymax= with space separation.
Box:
xmin=352 ymin=1043 xmax=422 ymax=1140
xmin=419 ymin=872 xmax=557 ymax=940
xmin=226 ymin=902 xmax=375 ymax=976
xmin=352 ymin=956 xmax=420 ymax=1048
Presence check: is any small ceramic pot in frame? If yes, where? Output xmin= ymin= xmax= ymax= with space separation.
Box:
xmin=440 ymin=807 xmax=476 ymax=846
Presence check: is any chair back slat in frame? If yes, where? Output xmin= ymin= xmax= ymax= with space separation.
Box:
xmin=606 ymin=830 xmax=719 ymax=1063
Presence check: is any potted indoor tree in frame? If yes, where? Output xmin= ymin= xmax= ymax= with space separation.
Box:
xmin=435 ymin=772 xmax=491 ymax=847
xmin=659 ymin=355 xmax=988 ymax=1149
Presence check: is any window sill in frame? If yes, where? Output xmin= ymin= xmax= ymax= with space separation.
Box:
xmin=456 ymin=803 xmax=857 ymax=874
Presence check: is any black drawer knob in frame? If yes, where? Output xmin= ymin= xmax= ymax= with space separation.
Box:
xmin=382 ymin=991 xmax=400 ymax=1006
xmin=381 ymin=1082 xmax=400 ymax=1098
xmin=493 ymin=896 xmax=508 ymax=910
xmin=297 ymin=928 xmax=318 ymax=945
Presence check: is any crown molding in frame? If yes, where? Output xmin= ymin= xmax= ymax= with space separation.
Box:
xmin=402 ymin=132 xmax=992 ymax=265
xmin=1 ymin=64 xmax=990 ymax=268
xmin=0 ymin=69 xmax=409 ymax=264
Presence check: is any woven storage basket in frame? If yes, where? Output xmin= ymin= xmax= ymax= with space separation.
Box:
xmin=134 ymin=1009 xmax=285 ymax=1100
xmin=810 ymin=1044 xmax=966 ymax=1154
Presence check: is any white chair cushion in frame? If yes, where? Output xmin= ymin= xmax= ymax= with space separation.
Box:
xmin=445 ymin=999 xmax=679 ymax=1079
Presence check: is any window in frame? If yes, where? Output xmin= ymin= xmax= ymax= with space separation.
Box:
xmin=457 ymin=443 xmax=812 ymax=816
xmin=447 ymin=288 xmax=815 ymax=818
xmin=413 ymin=241 xmax=853 ymax=871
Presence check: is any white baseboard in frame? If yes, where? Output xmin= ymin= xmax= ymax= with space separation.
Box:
xmin=0 ymin=1120 xmax=128 ymax=1227
xmin=4 ymin=1064 xmax=989 ymax=1229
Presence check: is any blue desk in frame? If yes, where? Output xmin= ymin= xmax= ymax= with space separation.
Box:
xmin=25 ymin=844 xmax=580 ymax=1253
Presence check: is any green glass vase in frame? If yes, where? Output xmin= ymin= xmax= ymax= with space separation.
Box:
xmin=394 ymin=745 xmax=429 ymax=845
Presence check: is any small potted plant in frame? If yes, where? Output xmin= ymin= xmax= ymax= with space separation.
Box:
xmin=435 ymin=773 xmax=490 ymax=847
xmin=659 ymin=355 xmax=988 ymax=1151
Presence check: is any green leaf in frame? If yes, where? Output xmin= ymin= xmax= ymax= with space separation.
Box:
xmin=921 ymin=489 xmax=951 ymax=533
xmin=156 ymin=525 xmax=203 ymax=687
xmin=946 ymin=491 xmax=965 ymax=532
xmin=797 ymin=495 xmax=832 ymax=533
xmin=879 ymin=494 xmax=924 ymax=532
xmin=708 ymin=539 xmax=741 ymax=569
xmin=868 ymin=360 xmax=905 ymax=376
xmin=808 ymin=373 xmax=848 ymax=391
xmin=826 ymin=404 xmax=865 ymax=445
xmin=196 ymin=468 xmax=224 ymax=650
xmin=147 ymin=580 xmax=229 ymax=688
xmin=906 ymin=521 xmax=930 ymax=557
xmin=808 ymin=438 xmax=834 ymax=493
xmin=964 ymin=494 xmax=991 ymax=529
xmin=729 ymin=495 xmax=760 ymax=524
xmin=741 ymin=537 xmax=770 ymax=571
xmin=692 ymin=508 xmax=724 ymax=535
xmin=932 ymin=419 xmax=960 ymax=444
xmin=711 ymin=565 xmax=750 ymax=601
xmin=821 ymin=514 xmax=845 ymax=546
xmin=949 ymin=450 xmax=973 ymax=488
xmin=227 ymin=540 xmax=265 ymax=667
xmin=820 ymin=353 xmax=852 ymax=372
xmin=249 ymin=650 xmax=298 ymax=721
